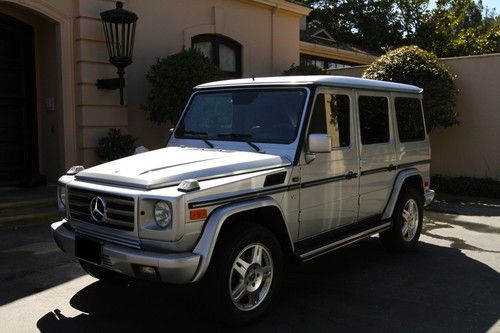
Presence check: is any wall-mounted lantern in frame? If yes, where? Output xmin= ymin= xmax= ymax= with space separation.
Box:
xmin=97 ymin=1 xmax=138 ymax=105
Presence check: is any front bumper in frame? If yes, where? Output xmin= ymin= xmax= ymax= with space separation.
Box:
xmin=424 ymin=189 xmax=435 ymax=206
xmin=51 ymin=220 xmax=200 ymax=284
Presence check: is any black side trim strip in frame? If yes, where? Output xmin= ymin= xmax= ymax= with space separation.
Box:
xmin=301 ymin=174 xmax=348 ymax=188
xmin=187 ymin=184 xmax=300 ymax=209
xmin=189 ymin=159 xmax=431 ymax=209
xmin=295 ymin=214 xmax=387 ymax=255
xmin=360 ymin=159 xmax=431 ymax=176
xmin=360 ymin=167 xmax=389 ymax=176
xmin=189 ymin=172 xmax=357 ymax=209
xmin=397 ymin=159 xmax=431 ymax=169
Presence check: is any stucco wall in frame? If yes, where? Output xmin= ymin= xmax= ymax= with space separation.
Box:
xmin=329 ymin=54 xmax=500 ymax=179
xmin=74 ymin=0 xmax=306 ymax=165
xmin=429 ymin=54 xmax=500 ymax=179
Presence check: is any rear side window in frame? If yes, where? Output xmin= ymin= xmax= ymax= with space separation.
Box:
xmin=309 ymin=93 xmax=350 ymax=148
xmin=395 ymin=97 xmax=426 ymax=142
xmin=358 ymin=96 xmax=390 ymax=145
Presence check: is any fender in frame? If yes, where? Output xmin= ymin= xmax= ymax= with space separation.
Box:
xmin=381 ymin=168 xmax=422 ymax=220
xmin=190 ymin=197 xmax=291 ymax=282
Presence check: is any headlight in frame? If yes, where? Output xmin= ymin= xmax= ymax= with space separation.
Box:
xmin=154 ymin=201 xmax=172 ymax=228
xmin=57 ymin=185 xmax=67 ymax=209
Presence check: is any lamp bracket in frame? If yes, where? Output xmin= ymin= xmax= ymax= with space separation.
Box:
xmin=96 ymin=78 xmax=124 ymax=90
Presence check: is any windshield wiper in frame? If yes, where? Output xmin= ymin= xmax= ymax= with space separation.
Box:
xmin=216 ymin=133 xmax=260 ymax=152
xmin=177 ymin=130 xmax=214 ymax=148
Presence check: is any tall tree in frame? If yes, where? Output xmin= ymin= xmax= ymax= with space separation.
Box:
xmin=298 ymin=0 xmax=500 ymax=56
xmin=302 ymin=0 xmax=430 ymax=52
xmin=415 ymin=0 xmax=500 ymax=57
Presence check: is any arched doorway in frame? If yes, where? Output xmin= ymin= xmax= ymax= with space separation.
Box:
xmin=0 ymin=0 xmax=77 ymax=187
xmin=0 ymin=12 xmax=39 ymax=186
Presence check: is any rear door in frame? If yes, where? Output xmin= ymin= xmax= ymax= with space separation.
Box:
xmin=356 ymin=91 xmax=397 ymax=220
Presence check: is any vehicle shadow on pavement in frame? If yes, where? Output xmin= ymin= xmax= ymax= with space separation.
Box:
xmin=36 ymin=238 xmax=500 ymax=333
xmin=0 ymin=223 xmax=84 ymax=306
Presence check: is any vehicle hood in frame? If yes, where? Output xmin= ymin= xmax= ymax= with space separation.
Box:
xmin=75 ymin=147 xmax=291 ymax=189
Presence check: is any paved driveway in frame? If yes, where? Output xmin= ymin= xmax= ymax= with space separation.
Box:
xmin=0 ymin=199 xmax=499 ymax=332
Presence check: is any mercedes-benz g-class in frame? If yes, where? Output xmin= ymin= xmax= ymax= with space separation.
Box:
xmin=52 ymin=76 xmax=435 ymax=324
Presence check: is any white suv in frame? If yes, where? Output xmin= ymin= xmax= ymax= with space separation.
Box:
xmin=52 ymin=76 xmax=435 ymax=324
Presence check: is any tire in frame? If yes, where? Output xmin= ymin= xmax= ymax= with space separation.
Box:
xmin=204 ymin=222 xmax=284 ymax=326
xmin=380 ymin=186 xmax=424 ymax=251
xmin=78 ymin=260 xmax=126 ymax=283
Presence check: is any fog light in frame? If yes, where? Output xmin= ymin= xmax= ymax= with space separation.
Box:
xmin=133 ymin=265 xmax=159 ymax=280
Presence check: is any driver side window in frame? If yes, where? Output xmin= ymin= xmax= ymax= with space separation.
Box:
xmin=309 ymin=93 xmax=351 ymax=148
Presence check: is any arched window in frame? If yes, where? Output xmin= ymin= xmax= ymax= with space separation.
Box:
xmin=192 ymin=34 xmax=242 ymax=78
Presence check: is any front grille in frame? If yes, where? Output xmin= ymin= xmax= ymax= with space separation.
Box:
xmin=68 ymin=188 xmax=135 ymax=231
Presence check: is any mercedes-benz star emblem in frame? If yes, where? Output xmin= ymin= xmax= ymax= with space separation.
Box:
xmin=90 ymin=196 xmax=106 ymax=222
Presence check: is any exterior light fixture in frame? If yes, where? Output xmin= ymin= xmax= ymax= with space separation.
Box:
xmin=97 ymin=1 xmax=138 ymax=105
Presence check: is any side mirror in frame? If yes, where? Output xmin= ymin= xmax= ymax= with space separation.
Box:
xmin=308 ymin=133 xmax=331 ymax=153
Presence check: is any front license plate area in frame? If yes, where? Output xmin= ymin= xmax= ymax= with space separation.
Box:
xmin=75 ymin=236 xmax=102 ymax=264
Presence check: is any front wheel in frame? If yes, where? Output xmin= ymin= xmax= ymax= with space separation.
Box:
xmin=204 ymin=222 xmax=283 ymax=326
xmin=380 ymin=186 xmax=424 ymax=251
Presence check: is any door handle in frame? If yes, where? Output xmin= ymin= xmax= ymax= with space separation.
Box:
xmin=387 ymin=164 xmax=397 ymax=171
xmin=345 ymin=171 xmax=357 ymax=179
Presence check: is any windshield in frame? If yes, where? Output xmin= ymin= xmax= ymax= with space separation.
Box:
xmin=175 ymin=89 xmax=307 ymax=144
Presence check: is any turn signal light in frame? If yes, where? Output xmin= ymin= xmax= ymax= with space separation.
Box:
xmin=190 ymin=209 xmax=208 ymax=220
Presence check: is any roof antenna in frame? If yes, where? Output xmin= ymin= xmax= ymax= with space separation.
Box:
xmin=252 ymin=75 xmax=255 ymax=81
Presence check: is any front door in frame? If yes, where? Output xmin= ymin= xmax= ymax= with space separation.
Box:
xmin=0 ymin=13 xmax=38 ymax=185
xmin=298 ymin=88 xmax=359 ymax=239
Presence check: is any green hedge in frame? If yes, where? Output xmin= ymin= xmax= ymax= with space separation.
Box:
xmin=431 ymin=174 xmax=500 ymax=199
xmin=97 ymin=128 xmax=136 ymax=162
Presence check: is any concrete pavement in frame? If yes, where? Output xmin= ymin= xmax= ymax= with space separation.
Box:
xmin=0 ymin=202 xmax=499 ymax=332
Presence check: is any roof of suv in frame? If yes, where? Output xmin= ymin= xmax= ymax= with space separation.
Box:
xmin=196 ymin=75 xmax=423 ymax=94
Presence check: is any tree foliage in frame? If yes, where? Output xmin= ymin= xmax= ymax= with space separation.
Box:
xmin=283 ymin=63 xmax=327 ymax=75
xmin=415 ymin=0 xmax=500 ymax=57
xmin=297 ymin=0 xmax=500 ymax=56
xmin=142 ymin=49 xmax=227 ymax=124
xmin=299 ymin=0 xmax=429 ymax=52
xmin=363 ymin=45 xmax=458 ymax=131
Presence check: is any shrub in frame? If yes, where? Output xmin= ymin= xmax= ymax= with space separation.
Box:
xmin=363 ymin=46 xmax=458 ymax=131
xmin=142 ymin=48 xmax=227 ymax=124
xmin=97 ymin=128 xmax=137 ymax=162
xmin=431 ymin=174 xmax=500 ymax=199
xmin=283 ymin=63 xmax=326 ymax=75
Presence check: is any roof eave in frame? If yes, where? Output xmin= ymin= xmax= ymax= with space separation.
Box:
xmin=247 ymin=0 xmax=312 ymax=16
xmin=300 ymin=41 xmax=377 ymax=65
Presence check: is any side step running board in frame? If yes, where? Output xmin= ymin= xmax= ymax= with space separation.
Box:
xmin=295 ymin=218 xmax=392 ymax=262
